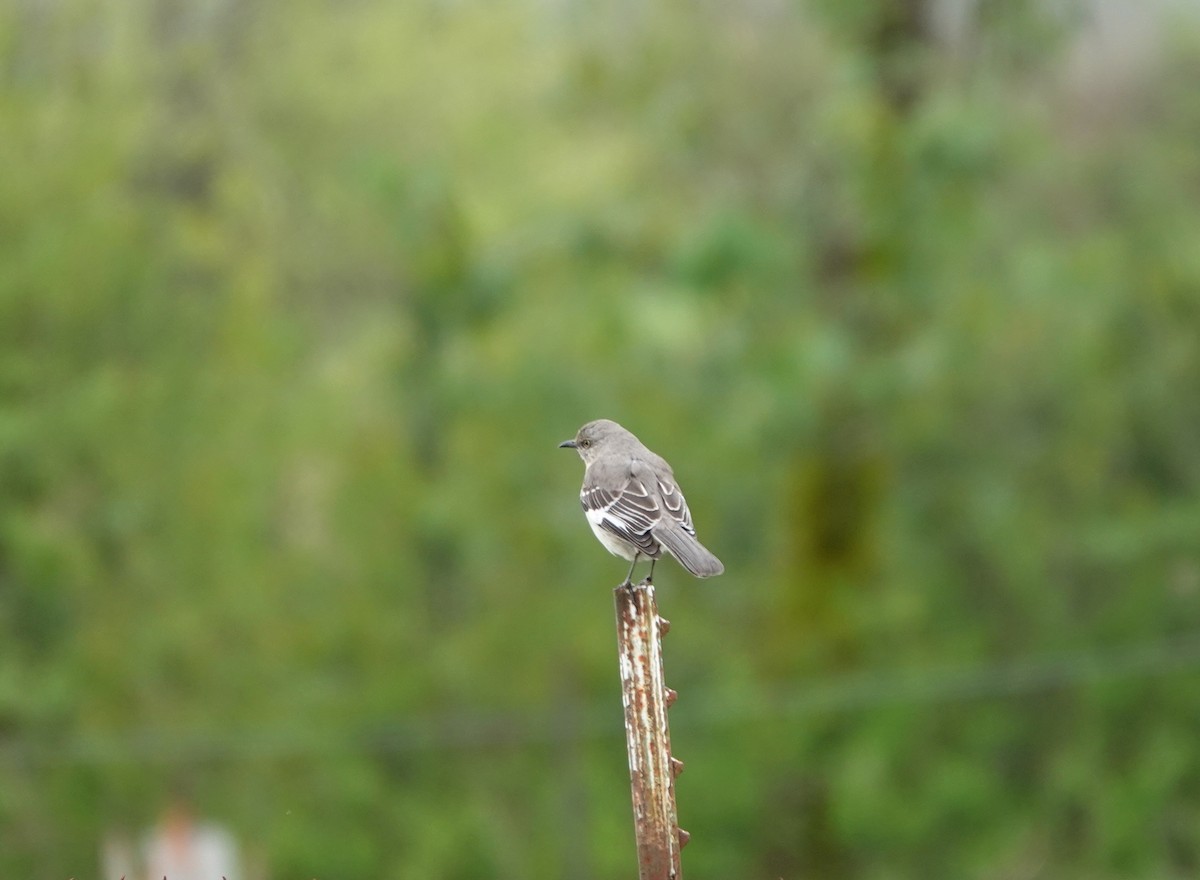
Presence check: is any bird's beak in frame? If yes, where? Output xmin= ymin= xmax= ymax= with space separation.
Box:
xmin=558 ymin=439 xmax=577 ymax=449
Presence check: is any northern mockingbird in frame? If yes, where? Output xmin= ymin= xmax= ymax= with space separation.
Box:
xmin=559 ymin=419 xmax=724 ymax=585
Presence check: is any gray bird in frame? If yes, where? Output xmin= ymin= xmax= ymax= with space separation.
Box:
xmin=559 ymin=419 xmax=724 ymax=585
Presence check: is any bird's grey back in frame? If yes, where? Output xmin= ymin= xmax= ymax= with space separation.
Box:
xmin=589 ymin=422 xmax=673 ymax=476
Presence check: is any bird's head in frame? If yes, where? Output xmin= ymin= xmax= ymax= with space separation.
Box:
xmin=558 ymin=419 xmax=625 ymax=465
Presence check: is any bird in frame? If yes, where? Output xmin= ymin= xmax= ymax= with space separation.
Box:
xmin=559 ymin=419 xmax=724 ymax=585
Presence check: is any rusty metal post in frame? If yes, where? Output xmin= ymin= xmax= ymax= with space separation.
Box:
xmin=615 ymin=582 xmax=688 ymax=880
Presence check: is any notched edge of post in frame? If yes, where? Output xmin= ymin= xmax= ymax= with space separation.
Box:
xmin=614 ymin=579 xmax=684 ymax=878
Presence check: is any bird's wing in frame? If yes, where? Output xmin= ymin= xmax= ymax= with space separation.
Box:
xmin=652 ymin=469 xmax=696 ymax=537
xmin=640 ymin=464 xmax=724 ymax=578
xmin=581 ymin=460 xmax=674 ymax=557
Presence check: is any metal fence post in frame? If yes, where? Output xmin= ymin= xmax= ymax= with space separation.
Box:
xmin=614 ymin=582 xmax=688 ymax=880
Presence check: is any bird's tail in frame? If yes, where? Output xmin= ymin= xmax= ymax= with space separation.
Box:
xmin=654 ymin=524 xmax=724 ymax=578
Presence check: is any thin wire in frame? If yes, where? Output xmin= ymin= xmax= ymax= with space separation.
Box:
xmin=677 ymin=631 xmax=1200 ymax=725
xmin=5 ymin=634 xmax=1200 ymax=767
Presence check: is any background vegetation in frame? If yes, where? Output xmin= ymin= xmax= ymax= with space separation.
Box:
xmin=3 ymin=0 xmax=1200 ymax=877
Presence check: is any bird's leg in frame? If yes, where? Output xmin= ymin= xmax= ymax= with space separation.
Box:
xmin=623 ymin=553 xmax=640 ymax=587
xmin=641 ymin=557 xmax=656 ymax=585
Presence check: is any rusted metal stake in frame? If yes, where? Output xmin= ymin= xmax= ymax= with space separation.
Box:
xmin=615 ymin=582 xmax=685 ymax=880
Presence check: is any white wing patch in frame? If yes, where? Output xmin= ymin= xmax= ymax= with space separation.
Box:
xmin=584 ymin=507 xmax=639 ymax=560
xmin=580 ymin=476 xmax=663 ymax=558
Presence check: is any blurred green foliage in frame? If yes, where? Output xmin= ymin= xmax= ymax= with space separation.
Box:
xmin=3 ymin=0 xmax=1200 ymax=877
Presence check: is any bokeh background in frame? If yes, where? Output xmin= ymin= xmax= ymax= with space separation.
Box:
xmin=4 ymin=0 xmax=1200 ymax=877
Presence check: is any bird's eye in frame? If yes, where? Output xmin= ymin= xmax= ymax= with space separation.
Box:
xmin=580 ymin=439 xmax=591 ymax=448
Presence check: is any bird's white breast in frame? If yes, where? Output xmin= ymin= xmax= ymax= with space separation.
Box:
xmin=585 ymin=508 xmax=638 ymax=560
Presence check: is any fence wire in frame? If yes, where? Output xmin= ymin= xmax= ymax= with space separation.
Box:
xmin=5 ymin=633 xmax=1200 ymax=767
